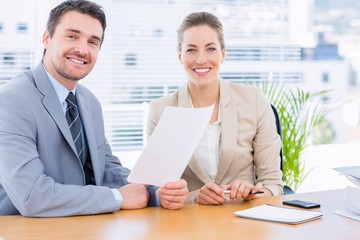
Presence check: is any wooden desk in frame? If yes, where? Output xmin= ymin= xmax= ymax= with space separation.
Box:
xmin=0 ymin=189 xmax=358 ymax=240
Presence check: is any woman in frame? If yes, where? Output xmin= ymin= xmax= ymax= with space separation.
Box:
xmin=147 ymin=12 xmax=283 ymax=205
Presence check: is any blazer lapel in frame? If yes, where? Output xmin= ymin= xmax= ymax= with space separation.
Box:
xmin=178 ymin=84 xmax=212 ymax=184
xmin=32 ymin=64 xmax=76 ymax=155
xmin=76 ymin=91 xmax=101 ymax=185
xmin=215 ymin=80 xmax=238 ymax=184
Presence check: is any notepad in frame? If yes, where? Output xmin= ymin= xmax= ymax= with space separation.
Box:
xmin=234 ymin=204 xmax=323 ymax=224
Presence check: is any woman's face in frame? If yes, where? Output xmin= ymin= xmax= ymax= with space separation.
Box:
xmin=178 ymin=25 xmax=225 ymax=88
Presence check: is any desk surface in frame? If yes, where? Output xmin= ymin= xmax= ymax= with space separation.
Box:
xmin=0 ymin=189 xmax=358 ymax=240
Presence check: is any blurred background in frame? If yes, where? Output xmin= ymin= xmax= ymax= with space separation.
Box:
xmin=1 ymin=0 xmax=359 ymax=192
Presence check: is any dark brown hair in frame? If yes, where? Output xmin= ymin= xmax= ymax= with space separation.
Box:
xmin=45 ymin=0 xmax=106 ymax=48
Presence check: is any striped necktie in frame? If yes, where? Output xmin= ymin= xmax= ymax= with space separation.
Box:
xmin=65 ymin=92 xmax=84 ymax=163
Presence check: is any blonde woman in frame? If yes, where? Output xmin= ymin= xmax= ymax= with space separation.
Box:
xmin=147 ymin=12 xmax=283 ymax=205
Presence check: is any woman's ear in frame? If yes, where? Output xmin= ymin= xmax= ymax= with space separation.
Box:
xmin=178 ymin=50 xmax=184 ymax=64
xmin=221 ymin=48 xmax=226 ymax=64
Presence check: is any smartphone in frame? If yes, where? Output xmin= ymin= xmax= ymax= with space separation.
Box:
xmin=282 ymin=199 xmax=321 ymax=209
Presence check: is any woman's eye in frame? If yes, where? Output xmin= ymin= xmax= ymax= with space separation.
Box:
xmin=207 ymin=47 xmax=216 ymax=52
xmin=186 ymin=49 xmax=195 ymax=52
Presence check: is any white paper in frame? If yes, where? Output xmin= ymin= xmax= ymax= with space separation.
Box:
xmin=234 ymin=204 xmax=323 ymax=224
xmin=344 ymin=175 xmax=360 ymax=187
xmin=333 ymin=186 xmax=360 ymax=221
xmin=127 ymin=105 xmax=213 ymax=187
xmin=333 ymin=210 xmax=360 ymax=222
xmin=333 ymin=166 xmax=360 ymax=187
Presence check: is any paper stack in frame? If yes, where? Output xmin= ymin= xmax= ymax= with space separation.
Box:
xmin=333 ymin=166 xmax=360 ymax=221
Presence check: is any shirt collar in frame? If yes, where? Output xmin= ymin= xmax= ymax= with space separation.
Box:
xmin=44 ymin=65 xmax=77 ymax=105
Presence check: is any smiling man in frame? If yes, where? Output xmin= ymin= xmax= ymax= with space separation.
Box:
xmin=0 ymin=0 xmax=187 ymax=217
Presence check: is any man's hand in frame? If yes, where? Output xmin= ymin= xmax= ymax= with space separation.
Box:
xmin=158 ymin=179 xmax=188 ymax=210
xmin=118 ymin=183 xmax=149 ymax=209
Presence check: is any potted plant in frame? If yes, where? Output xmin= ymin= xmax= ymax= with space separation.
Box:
xmin=260 ymin=81 xmax=338 ymax=191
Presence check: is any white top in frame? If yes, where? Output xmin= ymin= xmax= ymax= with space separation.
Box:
xmin=194 ymin=121 xmax=221 ymax=181
xmin=190 ymin=99 xmax=221 ymax=181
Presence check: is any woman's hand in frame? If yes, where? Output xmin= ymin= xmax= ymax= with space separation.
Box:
xmin=222 ymin=181 xmax=266 ymax=201
xmin=197 ymin=183 xmax=227 ymax=205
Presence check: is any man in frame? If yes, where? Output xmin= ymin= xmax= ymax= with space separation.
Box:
xmin=0 ymin=0 xmax=187 ymax=217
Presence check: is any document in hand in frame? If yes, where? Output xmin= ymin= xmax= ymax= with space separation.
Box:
xmin=128 ymin=105 xmax=213 ymax=187
xmin=234 ymin=204 xmax=323 ymax=224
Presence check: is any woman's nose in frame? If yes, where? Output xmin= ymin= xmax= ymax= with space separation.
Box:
xmin=196 ymin=51 xmax=207 ymax=64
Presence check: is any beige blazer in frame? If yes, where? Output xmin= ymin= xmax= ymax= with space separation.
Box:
xmin=147 ymin=80 xmax=284 ymax=197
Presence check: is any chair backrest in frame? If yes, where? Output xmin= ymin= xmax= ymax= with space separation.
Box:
xmin=270 ymin=104 xmax=294 ymax=194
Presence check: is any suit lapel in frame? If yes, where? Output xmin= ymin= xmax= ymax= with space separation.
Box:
xmin=76 ymin=91 xmax=100 ymax=185
xmin=215 ymin=80 xmax=238 ymax=184
xmin=32 ymin=64 xmax=77 ymax=155
xmin=178 ymin=84 xmax=212 ymax=184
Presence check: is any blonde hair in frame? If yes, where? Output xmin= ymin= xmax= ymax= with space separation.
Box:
xmin=177 ymin=12 xmax=225 ymax=52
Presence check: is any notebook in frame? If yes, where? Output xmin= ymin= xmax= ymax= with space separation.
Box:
xmin=234 ymin=204 xmax=323 ymax=224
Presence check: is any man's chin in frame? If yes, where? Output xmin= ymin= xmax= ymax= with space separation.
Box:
xmin=63 ymin=72 xmax=90 ymax=81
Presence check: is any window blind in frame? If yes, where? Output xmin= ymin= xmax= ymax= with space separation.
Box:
xmin=1 ymin=0 xmax=304 ymax=153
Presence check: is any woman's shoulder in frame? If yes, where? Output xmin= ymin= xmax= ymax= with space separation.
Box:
xmin=149 ymin=89 xmax=180 ymax=109
xmin=225 ymin=80 xmax=260 ymax=92
xmin=221 ymin=80 xmax=261 ymax=100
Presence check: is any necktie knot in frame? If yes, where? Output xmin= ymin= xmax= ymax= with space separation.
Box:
xmin=66 ymin=92 xmax=77 ymax=115
xmin=66 ymin=91 xmax=76 ymax=106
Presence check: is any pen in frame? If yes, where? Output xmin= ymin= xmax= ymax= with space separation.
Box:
xmin=223 ymin=190 xmax=264 ymax=194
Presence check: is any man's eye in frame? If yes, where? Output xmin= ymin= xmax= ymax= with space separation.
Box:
xmin=90 ymin=41 xmax=99 ymax=46
xmin=67 ymin=35 xmax=75 ymax=39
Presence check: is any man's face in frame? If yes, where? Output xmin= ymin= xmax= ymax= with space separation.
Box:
xmin=42 ymin=10 xmax=103 ymax=90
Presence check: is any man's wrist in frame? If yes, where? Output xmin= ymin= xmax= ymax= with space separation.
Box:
xmin=111 ymin=188 xmax=123 ymax=209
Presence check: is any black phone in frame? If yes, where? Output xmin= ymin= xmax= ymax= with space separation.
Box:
xmin=282 ymin=199 xmax=321 ymax=209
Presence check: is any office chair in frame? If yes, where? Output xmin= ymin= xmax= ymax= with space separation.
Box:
xmin=271 ymin=104 xmax=295 ymax=195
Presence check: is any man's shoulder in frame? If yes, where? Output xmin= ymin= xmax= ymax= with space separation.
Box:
xmin=0 ymin=70 xmax=35 ymax=96
xmin=76 ymin=84 xmax=101 ymax=105
xmin=77 ymin=84 xmax=94 ymax=96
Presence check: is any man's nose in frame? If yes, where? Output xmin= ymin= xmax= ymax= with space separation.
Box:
xmin=74 ymin=39 xmax=88 ymax=55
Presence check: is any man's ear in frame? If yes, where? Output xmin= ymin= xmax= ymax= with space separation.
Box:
xmin=43 ymin=30 xmax=50 ymax=48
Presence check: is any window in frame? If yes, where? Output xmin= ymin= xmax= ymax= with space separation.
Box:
xmin=3 ymin=53 xmax=15 ymax=66
xmin=17 ymin=23 xmax=28 ymax=33
xmin=322 ymin=72 xmax=329 ymax=83
xmin=0 ymin=0 xmax=306 ymax=151
xmin=1 ymin=0 xmax=340 ymax=155
xmin=124 ymin=53 xmax=137 ymax=66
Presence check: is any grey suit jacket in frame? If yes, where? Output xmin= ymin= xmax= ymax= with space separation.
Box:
xmin=147 ymin=80 xmax=284 ymax=198
xmin=0 ymin=63 xmax=156 ymax=217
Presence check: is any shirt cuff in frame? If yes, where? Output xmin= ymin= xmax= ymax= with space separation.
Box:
xmin=111 ymin=188 xmax=123 ymax=209
xmin=155 ymin=188 xmax=160 ymax=206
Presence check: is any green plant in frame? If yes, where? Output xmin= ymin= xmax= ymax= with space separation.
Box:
xmin=260 ymin=82 xmax=335 ymax=191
